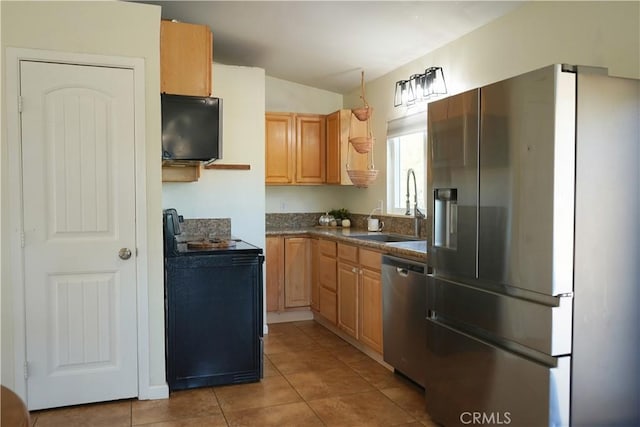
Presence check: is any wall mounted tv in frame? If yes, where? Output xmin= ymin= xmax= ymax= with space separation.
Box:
xmin=161 ymin=94 xmax=222 ymax=162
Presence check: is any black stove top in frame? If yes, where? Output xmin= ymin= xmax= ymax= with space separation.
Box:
xmin=174 ymin=239 xmax=262 ymax=256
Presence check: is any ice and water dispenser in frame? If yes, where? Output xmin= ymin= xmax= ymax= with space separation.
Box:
xmin=433 ymin=188 xmax=458 ymax=250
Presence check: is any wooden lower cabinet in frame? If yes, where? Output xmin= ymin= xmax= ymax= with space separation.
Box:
xmin=284 ymin=237 xmax=311 ymax=308
xmin=266 ymin=236 xmax=311 ymax=312
xmin=338 ymin=260 xmax=359 ymax=338
xmin=317 ymin=239 xmax=338 ymax=324
xmin=359 ymin=266 xmax=383 ymax=353
xmin=266 ymin=236 xmax=284 ymax=312
xmin=337 ymin=243 xmax=383 ymax=352
xmin=311 ymin=239 xmax=320 ymax=311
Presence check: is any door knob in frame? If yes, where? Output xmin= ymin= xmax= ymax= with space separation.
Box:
xmin=119 ymin=248 xmax=132 ymax=260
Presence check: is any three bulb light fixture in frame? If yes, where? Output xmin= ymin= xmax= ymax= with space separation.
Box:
xmin=394 ymin=66 xmax=447 ymax=107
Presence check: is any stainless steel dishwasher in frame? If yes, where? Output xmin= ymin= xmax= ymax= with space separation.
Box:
xmin=382 ymin=255 xmax=427 ymax=387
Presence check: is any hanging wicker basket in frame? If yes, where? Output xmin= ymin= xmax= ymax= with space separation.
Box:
xmin=348 ymin=135 xmax=375 ymax=154
xmin=351 ymin=106 xmax=373 ymax=121
xmin=347 ymin=168 xmax=379 ymax=188
xmin=351 ymin=71 xmax=372 ymax=121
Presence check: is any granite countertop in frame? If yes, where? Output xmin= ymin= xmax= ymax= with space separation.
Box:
xmin=266 ymin=226 xmax=428 ymax=262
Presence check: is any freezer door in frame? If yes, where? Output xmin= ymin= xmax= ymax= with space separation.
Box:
xmin=478 ymin=64 xmax=575 ymax=296
xmin=426 ymin=275 xmax=572 ymax=356
xmin=428 ymin=88 xmax=479 ymax=280
xmin=425 ymin=317 xmax=570 ymax=427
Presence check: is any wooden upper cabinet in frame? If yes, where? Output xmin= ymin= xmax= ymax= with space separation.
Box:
xmin=325 ymin=110 xmax=368 ymax=185
xmin=265 ymin=112 xmax=324 ymax=185
xmin=265 ymin=113 xmax=295 ymax=184
xmin=296 ymin=114 xmax=326 ymax=184
xmin=160 ymin=20 xmax=212 ymax=96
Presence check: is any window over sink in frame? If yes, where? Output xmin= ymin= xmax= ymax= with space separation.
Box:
xmin=386 ymin=113 xmax=427 ymax=215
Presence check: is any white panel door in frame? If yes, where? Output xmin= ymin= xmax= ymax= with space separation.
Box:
xmin=20 ymin=61 xmax=138 ymax=410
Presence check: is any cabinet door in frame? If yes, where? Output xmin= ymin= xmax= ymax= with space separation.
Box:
xmin=296 ymin=114 xmax=326 ymax=183
xmin=319 ymin=287 xmax=337 ymax=324
xmin=360 ymin=267 xmax=383 ymax=353
xmin=326 ymin=110 xmax=368 ymax=185
xmin=311 ymin=239 xmax=319 ymax=311
xmin=266 ymin=113 xmax=295 ymax=184
xmin=160 ymin=20 xmax=212 ymax=96
xmin=325 ymin=110 xmax=342 ymax=184
xmin=265 ymin=237 xmax=284 ymax=312
xmin=284 ymin=237 xmax=311 ymax=308
xmin=318 ymin=252 xmax=337 ymax=292
xmin=338 ymin=261 xmax=359 ymax=338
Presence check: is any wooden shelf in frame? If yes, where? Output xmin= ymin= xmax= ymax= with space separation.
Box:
xmin=204 ymin=163 xmax=251 ymax=170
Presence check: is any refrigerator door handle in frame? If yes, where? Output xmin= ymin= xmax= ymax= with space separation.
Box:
xmin=427 ymin=313 xmax=558 ymax=368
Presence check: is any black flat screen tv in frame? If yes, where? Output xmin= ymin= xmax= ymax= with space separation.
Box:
xmin=161 ymin=94 xmax=222 ymax=162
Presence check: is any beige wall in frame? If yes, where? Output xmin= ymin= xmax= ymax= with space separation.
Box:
xmin=342 ymin=0 xmax=640 ymax=216
xmin=265 ymin=76 xmax=349 ymax=213
xmin=0 ymin=0 xmax=165 ymax=391
xmin=163 ymin=63 xmax=266 ymax=252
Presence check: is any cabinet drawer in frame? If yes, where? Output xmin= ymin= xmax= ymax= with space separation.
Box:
xmin=338 ymin=243 xmax=358 ymax=263
xmin=319 ymin=239 xmax=336 ymax=256
xmin=359 ymin=248 xmax=381 ymax=271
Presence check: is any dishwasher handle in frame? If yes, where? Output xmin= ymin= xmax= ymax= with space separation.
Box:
xmin=396 ymin=267 xmax=409 ymax=277
xmin=382 ymin=255 xmax=425 ymax=275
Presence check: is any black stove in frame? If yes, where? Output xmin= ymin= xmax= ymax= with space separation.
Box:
xmin=162 ymin=208 xmax=264 ymax=391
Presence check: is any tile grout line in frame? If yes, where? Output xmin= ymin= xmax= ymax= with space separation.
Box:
xmin=274 ymin=323 xmax=329 ymax=426
xmin=296 ymin=321 xmax=422 ymax=426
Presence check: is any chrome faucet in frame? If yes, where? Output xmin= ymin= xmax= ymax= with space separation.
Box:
xmin=405 ymin=168 xmax=425 ymax=236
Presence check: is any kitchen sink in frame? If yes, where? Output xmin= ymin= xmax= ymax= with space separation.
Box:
xmin=386 ymin=240 xmax=427 ymax=253
xmin=349 ymin=233 xmax=420 ymax=243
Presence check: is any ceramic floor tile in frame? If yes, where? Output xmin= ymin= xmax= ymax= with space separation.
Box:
xmin=135 ymin=415 xmax=229 ymax=427
xmin=267 ymin=322 xmax=303 ymax=336
xmin=224 ymin=401 xmax=324 ymax=427
xmin=312 ymin=332 xmax=352 ymax=350
xmin=29 ymin=320 xmax=436 ymax=426
xmin=308 ymin=390 xmax=416 ymax=426
xmin=263 ymin=335 xmax=317 ymax=355
xmin=294 ymin=322 xmax=339 ymax=339
xmin=263 ymin=355 xmax=282 ymax=377
xmin=213 ymin=376 xmax=302 ymax=412
xmin=381 ymin=386 xmax=436 ymax=426
xmin=349 ymin=357 xmax=410 ymax=389
xmin=32 ymin=400 xmax=131 ymax=427
xmin=268 ymin=348 xmax=348 ymax=374
xmin=132 ymin=388 xmax=220 ymax=425
xmin=285 ymin=366 xmax=375 ymax=401
xmin=330 ymin=342 xmax=377 ymax=366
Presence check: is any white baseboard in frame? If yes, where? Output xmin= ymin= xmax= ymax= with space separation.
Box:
xmin=138 ymin=383 xmax=169 ymax=400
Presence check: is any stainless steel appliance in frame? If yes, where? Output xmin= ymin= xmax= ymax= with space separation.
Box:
xmin=425 ymin=65 xmax=640 ymax=426
xmin=382 ymin=255 xmax=426 ymax=387
xmin=163 ymin=209 xmax=264 ymax=390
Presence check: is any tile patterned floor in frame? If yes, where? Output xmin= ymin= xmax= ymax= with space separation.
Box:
xmin=29 ymin=320 xmax=437 ymax=426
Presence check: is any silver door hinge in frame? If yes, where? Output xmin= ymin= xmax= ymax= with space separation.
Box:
xmin=20 ymin=231 xmax=25 ymax=248
xmin=18 ymin=96 xmax=23 ymax=113
xmin=24 ymin=361 xmax=29 ymax=379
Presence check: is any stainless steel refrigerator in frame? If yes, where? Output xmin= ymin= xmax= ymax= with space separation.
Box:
xmin=425 ymin=64 xmax=639 ymax=426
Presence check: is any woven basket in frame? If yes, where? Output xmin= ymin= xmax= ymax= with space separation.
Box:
xmin=347 ymin=169 xmax=379 ymax=188
xmin=351 ymin=106 xmax=373 ymax=121
xmin=349 ymin=136 xmax=374 ymax=154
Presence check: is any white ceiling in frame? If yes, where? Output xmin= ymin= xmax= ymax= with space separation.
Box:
xmin=139 ymin=1 xmax=523 ymax=94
